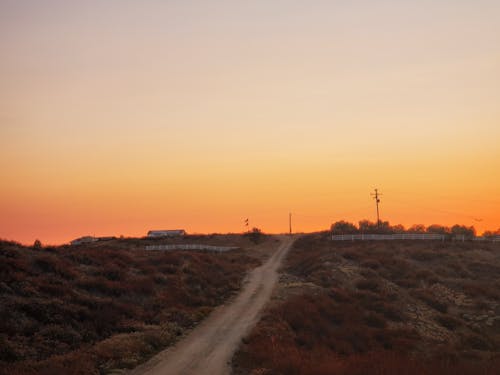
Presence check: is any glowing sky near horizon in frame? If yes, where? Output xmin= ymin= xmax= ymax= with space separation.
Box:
xmin=1 ymin=0 xmax=500 ymax=244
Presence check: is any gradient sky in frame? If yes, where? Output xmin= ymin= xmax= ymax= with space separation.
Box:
xmin=1 ymin=0 xmax=500 ymax=244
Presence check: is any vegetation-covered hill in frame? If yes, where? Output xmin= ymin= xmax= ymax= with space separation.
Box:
xmin=0 ymin=235 xmax=267 ymax=374
xmin=233 ymin=234 xmax=500 ymax=374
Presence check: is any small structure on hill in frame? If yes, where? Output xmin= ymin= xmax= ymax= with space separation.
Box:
xmin=147 ymin=229 xmax=186 ymax=238
xmin=70 ymin=236 xmax=98 ymax=246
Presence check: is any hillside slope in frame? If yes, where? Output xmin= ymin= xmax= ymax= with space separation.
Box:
xmin=233 ymin=234 xmax=500 ymax=374
xmin=0 ymin=235 xmax=269 ymax=374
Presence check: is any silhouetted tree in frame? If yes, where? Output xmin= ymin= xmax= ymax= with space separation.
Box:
xmin=391 ymin=224 xmax=406 ymax=233
xmin=358 ymin=220 xmax=377 ymax=233
xmin=482 ymin=228 xmax=500 ymax=238
xmin=358 ymin=220 xmax=392 ymax=234
xmin=246 ymin=227 xmax=264 ymax=244
xmin=331 ymin=220 xmax=358 ymax=234
xmin=33 ymin=239 xmax=42 ymax=250
xmin=426 ymin=224 xmax=450 ymax=235
xmin=451 ymin=225 xmax=476 ymax=239
xmin=408 ymin=224 xmax=426 ymax=234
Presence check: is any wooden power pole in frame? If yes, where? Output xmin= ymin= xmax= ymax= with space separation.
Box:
xmin=371 ymin=189 xmax=382 ymax=226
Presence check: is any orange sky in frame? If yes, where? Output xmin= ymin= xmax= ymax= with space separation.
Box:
xmin=1 ymin=1 xmax=499 ymax=244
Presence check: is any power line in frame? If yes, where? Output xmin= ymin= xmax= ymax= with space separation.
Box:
xmin=387 ymin=198 xmax=483 ymax=222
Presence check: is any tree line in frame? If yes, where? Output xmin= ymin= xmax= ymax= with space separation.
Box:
xmin=331 ymin=220 xmax=500 ymax=239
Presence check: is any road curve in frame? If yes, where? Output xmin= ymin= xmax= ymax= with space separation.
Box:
xmin=127 ymin=236 xmax=295 ymax=375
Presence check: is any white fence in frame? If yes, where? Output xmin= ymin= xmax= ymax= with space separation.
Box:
xmin=331 ymin=234 xmax=446 ymax=241
xmin=145 ymin=244 xmax=239 ymax=252
xmin=474 ymin=236 xmax=500 ymax=242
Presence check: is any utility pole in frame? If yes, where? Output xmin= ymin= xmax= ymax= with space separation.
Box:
xmin=244 ymin=218 xmax=249 ymax=233
xmin=371 ymin=188 xmax=382 ymax=226
xmin=289 ymin=212 xmax=292 ymax=236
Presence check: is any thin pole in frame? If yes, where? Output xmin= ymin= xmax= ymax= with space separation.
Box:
xmin=371 ymin=189 xmax=382 ymax=226
xmin=289 ymin=212 xmax=292 ymax=236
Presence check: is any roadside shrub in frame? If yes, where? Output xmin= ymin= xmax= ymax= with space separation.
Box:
xmin=360 ymin=259 xmax=381 ymax=270
xmin=129 ymin=276 xmax=155 ymax=295
xmin=0 ymin=337 xmax=19 ymax=362
xmin=77 ymin=277 xmax=126 ymax=296
xmin=33 ymin=255 xmax=77 ymax=280
xmin=244 ymin=228 xmax=264 ymax=244
xmin=98 ymin=266 xmax=125 ymax=281
xmin=38 ymin=325 xmax=82 ymax=346
xmin=329 ymin=287 xmax=352 ymax=303
xmin=415 ymin=269 xmax=440 ymax=284
xmin=463 ymin=333 xmax=493 ymax=351
xmin=394 ymin=277 xmax=419 ymax=289
xmin=341 ymin=251 xmax=362 ymax=261
xmin=37 ymin=279 xmax=69 ymax=297
xmin=365 ymin=312 xmax=386 ymax=328
xmin=356 ymin=278 xmax=380 ymax=292
xmin=410 ymin=250 xmax=442 ymax=262
xmin=435 ymin=314 xmax=462 ymax=331
xmin=412 ymin=289 xmax=448 ymax=313
xmin=459 ymin=281 xmax=500 ymax=300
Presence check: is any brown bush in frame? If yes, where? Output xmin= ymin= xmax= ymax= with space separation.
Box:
xmin=460 ymin=281 xmax=500 ymax=300
xmin=434 ymin=314 xmax=462 ymax=331
xmin=356 ymin=278 xmax=380 ymax=292
xmin=364 ymin=312 xmax=387 ymax=328
xmin=412 ymin=289 xmax=448 ymax=313
xmin=360 ymin=259 xmax=381 ymax=269
xmin=462 ymin=333 xmax=494 ymax=351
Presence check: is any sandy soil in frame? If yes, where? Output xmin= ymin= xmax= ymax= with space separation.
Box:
xmin=126 ymin=236 xmax=295 ymax=375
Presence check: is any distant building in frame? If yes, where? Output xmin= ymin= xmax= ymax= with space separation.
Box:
xmin=70 ymin=236 xmax=98 ymax=246
xmin=147 ymin=230 xmax=186 ymax=238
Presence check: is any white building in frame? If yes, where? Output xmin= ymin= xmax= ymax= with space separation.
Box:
xmin=147 ymin=230 xmax=186 ymax=238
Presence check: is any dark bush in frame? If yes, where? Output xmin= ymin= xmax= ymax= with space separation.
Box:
xmin=356 ymin=278 xmax=380 ymax=292
xmin=463 ymin=333 xmax=493 ymax=351
xmin=412 ymin=289 xmax=448 ymax=313
xmin=365 ymin=312 xmax=386 ymax=328
xmin=244 ymin=228 xmax=264 ymax=244
xmin=435 ymin=314 xmax=462 ymax=331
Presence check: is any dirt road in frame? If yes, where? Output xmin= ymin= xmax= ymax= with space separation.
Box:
xmin=127 ymin=236 xmax=295 ymax=375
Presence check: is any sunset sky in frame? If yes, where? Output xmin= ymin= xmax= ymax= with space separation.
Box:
xmin=1 ymin=1 xmax=499 ymax=244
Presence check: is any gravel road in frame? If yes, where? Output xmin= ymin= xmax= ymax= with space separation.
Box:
xmin=127 ymin=236 xmax=295 ymax=375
